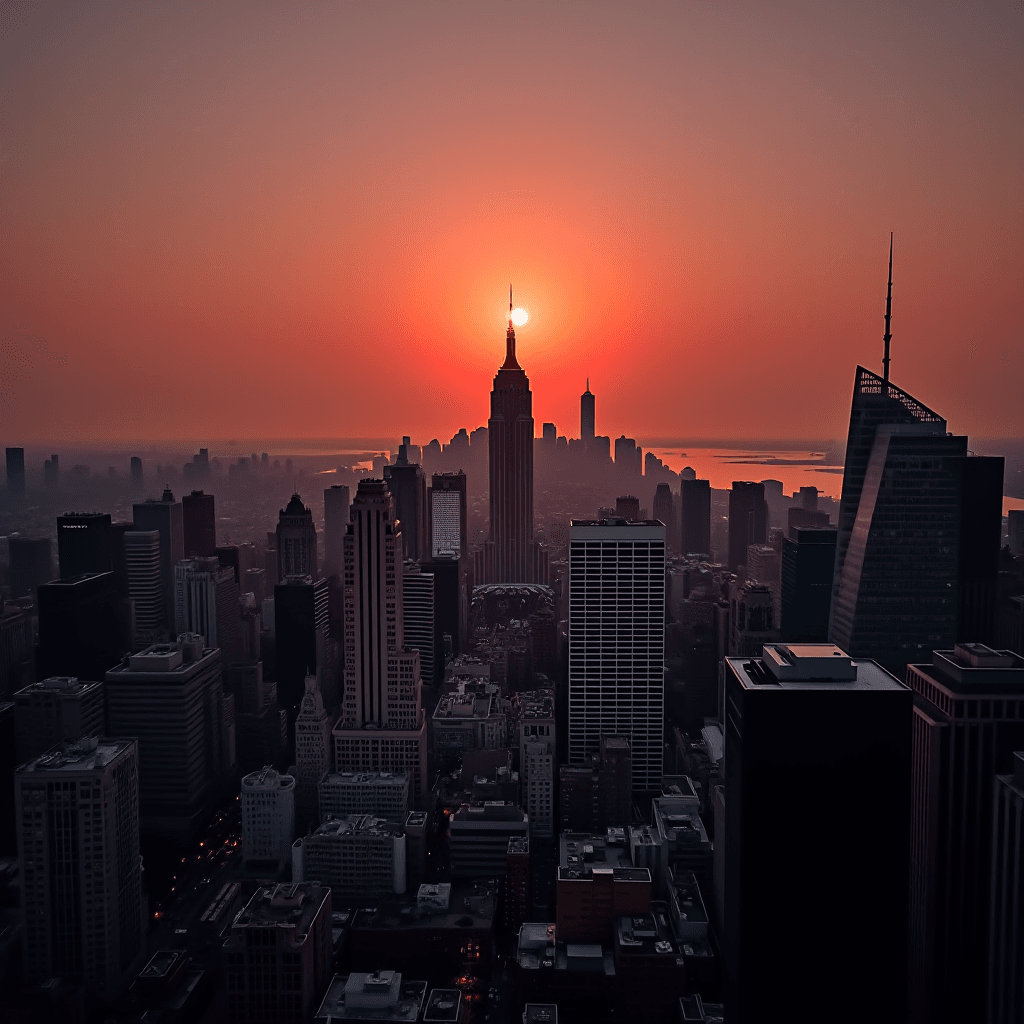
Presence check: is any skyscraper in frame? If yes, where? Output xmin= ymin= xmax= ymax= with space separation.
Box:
xmin=429 ymin=471 xmax=467 ymax=560
xmin=57 ymin=512 xmax=113 ymax=578
xmin=723 ymin=644 xmax=912 ymax=1023
xmin=274 ymin=575 xmax=331 ymax=722
xmin=13 ymin=675 xmax=106 ymax=765
xmin=905 ymin=644 xmax=1024 ymax=1024
xmin=568 ymin=518 xmax=666 ymax=791
xmin=615 ymin=495 xmax=641 ymax=522
xmin=680 ymin=478 xmax=711 ymax=558
xmin=182 ymin=489 xmax=217 ymax=557
xmin=332 ymin=479 xmax=427 ymax=802
xmin=122 ymin=530 xmax=165 ymax=644
xmin=580 ymin=379 xmax=595 ymax=440
xmin=727 ymin=482 xmax=766 ymax=572
xmin=323 ymin=483 xmax=351 ymax=575
xmin=291 ymin=675 xmax=332 ymax=835
xmin=403 ymin=563 xmax=437 ymax=686
xmin=133 ymin=489 xmax=184 ymax=633
xmin=480 ymin=288 xmax=545 ymax=584
xmin=652 ymin=483 xmax=676 ymax=550
xmin=780 ymin=526 xmax=837 ymax=642
xmin=8 ymin=536 xmax=52 ymax=598
xmin=829 ymin=373 xmax=967 ymax=671
xmin=384 ymin=444 xmax=428 ymax=561
xmin=5 ymin=447 xmax=25 ymax=500
xmin=174 ymin=556 xmax=242 ymax=660
xmin=17 ymin=736 xmax=145 ymax=999
xmin=276 ymin=493 xmax=318 ymax=581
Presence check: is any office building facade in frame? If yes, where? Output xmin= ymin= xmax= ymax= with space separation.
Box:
xmin=57 ymin=512 xmax=113 ymax=579
xmin=568 ymin=519 xmax=665 ymax=791
xmin=133 ymin=490 xmax=184 ymax=633
xmin=680 ymin=478 xmax=711 ymax=558
xmin=429 ymin=471 xmax=467 ymax=560
xmin=276 ymin=493 xmax=318 ymax=581
xmin=241 ymin=765 xmax=296 ymax=868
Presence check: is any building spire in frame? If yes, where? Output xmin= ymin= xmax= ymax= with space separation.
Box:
xmin=882 ymin=232 xmax=893 ymax=383
xmin=502 ymin=284 xmax=520 ymax=369
xmin=586 ymin=377 xmax=590 ymax=393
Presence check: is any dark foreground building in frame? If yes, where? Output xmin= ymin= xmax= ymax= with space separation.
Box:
xmin=723 ymin=643 xmax=912 ymax=1024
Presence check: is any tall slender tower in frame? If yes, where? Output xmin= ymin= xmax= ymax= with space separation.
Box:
xmin=482 ymin=287 xmax=542 ymax=583
xmin=580 ymin=379 xmax=595 ymax=440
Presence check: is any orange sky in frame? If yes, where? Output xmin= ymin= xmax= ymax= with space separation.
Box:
xmin=2 ymin=4 xmax=1021 ymax=444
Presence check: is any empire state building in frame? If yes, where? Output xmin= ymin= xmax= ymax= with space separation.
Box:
xmin=477 ymin=288 xmax=548 ymax=584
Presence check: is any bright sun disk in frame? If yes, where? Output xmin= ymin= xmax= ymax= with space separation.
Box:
xmin=511 ymin=307 xmax=528 ymax=326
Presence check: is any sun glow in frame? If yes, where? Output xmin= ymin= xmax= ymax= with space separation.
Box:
xmin=510 ymin=307 xmax=528 ymax=326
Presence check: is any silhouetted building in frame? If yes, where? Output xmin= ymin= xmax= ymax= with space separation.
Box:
xmin=0 ymin=602 xmax=33 ymax=698
xmin=277 ymin=493 xmax=318 ymax=581
xmin=580 ymin=380 xmax=595 ymax=440
xmin=133 ymin=490 xmax=184 ymax=633
xmin=8 ymin=536 xmax=52 ymax=599
xmin=680 ymin=478 xmax=711 ymax=558
xmin=37 ymin=572 xmax=129 ymax=681
xmin=780 ymin=526 xmax=837 ymax=642
xmin=57 ymin=512 xmax=112 ymax=579
xmin=653 ymin=484 xmax=676 ymax=550
xmin=333 ymin=480 xmax=428 ymax=803
xmin=16 ymin=737 xmax=145 ymax=1000
xmin=906 ymin=644 xmax=1024 ymax=1024
xmin=479 ymin=294 xmax=546 ymax=584
xmin=723 ymin=644 xmax=911 ymax=1024
xmin=385 ymin=445 xmax=428 ymax=561
xmin=224 ymin=883 xmax=333 ymax=1024
xmin=988 ymin=750 xmax=1024 ymax=1024
xmin=274 ymin=575 xmax=330 ymax=723
xmin=569 ymin=520 xmax=665 ymax=791
xmin=105 ymin=637 xmax=227 ymax=837
xmin=182 ymin=489 xmax=216 ymax=557
xmin=130 ymin=456 xmax=143 ymax=489
xmin=5 ymin=447 xmax=25 ymax=499
xmin=13 ymin=675 xmax=106 ymax=765
xmin=830 ymin=372 xmax=967 ymax=670
xmin=421 ymin=555 xmax=465 ymax=660
xmin=614 ymin=436 xmax=642 ymax=478
xmin=727 ymin=482 xmax=766 ymax=572
xmin=615 ymin=495 xmax=641 ymax=522
xmin=43 ymin=454 xmax=58 ymax=488
xmin=429 ymin=472 xmax=468 ymax=560
xmin=951 ymin=455 xmax=1004 ymax=645
xmin=123 ymin=530 xmax=165 ymax=644
xmin=324 ymin=484 xmax=351 ymax=575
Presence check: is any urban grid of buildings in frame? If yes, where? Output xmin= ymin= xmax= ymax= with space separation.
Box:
xmin=0 ymin=270 xmax=1023 ymax=1024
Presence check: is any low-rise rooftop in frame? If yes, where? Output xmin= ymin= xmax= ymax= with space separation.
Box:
xmin=314 ymin=972 xmax=427 ymax=1022
xmin=726 ymin=643 xmax=904 ymax=691
xmin=17 ymin=735 xmax=133 ymax=774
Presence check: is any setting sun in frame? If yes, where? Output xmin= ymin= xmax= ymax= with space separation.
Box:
xmin=510 ymin=307 xmax=528 ymax=327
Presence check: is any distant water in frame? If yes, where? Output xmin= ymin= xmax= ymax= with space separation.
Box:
xmin=646 ymin=447 xmax=845 ymax=498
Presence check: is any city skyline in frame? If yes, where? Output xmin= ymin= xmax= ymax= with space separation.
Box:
xmin=2 ymin=5 xmax=1021 ymax=444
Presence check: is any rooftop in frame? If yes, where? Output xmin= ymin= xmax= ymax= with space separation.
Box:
xmin=232 ymin=882 xmax=330 ymax=937
xmin=310 ymin=815 xmax=404 ymax=839
xmin=433 ymin=693 xmax=497 ymax=720
xmin=322 ymin=770 xmax=410 ymax=787
xmin=916 ymin=645 xmax=1024 ymax=693
xmin=242 ymin=766 xmax=295 ymax=792
xmin=16 ymin=676 xmax=101 ymax=696
xmin=314 ymin=972 xmax=428 ymax=1022
xmin=352 ymin=879 xmax=497 ymax=933
xmin=614 ymin=908 xmax=678 ymax=957
xmin=726 ymin=643 xmax=905 ymax=692
xmin=422 ymin=988 xmax=462 ymax=1023
xmin=17 ymin=736 xmax=133 ymax=774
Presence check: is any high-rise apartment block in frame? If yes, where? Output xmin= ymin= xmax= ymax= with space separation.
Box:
xmin=333 ymin=480 xmax=427 ymax=803
xmin=182 ymin=489 xmax=217 ymax=557
xmin=905 ymin=644 xmax=1024 ymax=1024
xmin=57 ymin=512 xmax=113 ymax=579
xmin=16 ymin=737 xmax=145 ymax=999
xmin=568 ymin=519 xmax=665 ymax=791
xmin=224 ymin=883 xmax=333 ymax=1024
xmin=13 ymin=675 xmax=106 ymax=765
xmin=241 ymin=765 xmax=296 ymax=869
xmin=105 ymin=636 xmax=228 ymax=836
xmin=323 ymin=484 xmax=351 ymax=575
xmin=723 ymin=644 xmax=911 ymax=1023
xmin=276 ymin=493 xmax=318 ymax=582
xmin=727 ymin=482 xmax=767 ymax=572
xmin=429 ymin=472 xmax=467 ymax=560
xmin=133 ymin=490 xmax=184 ymax=633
